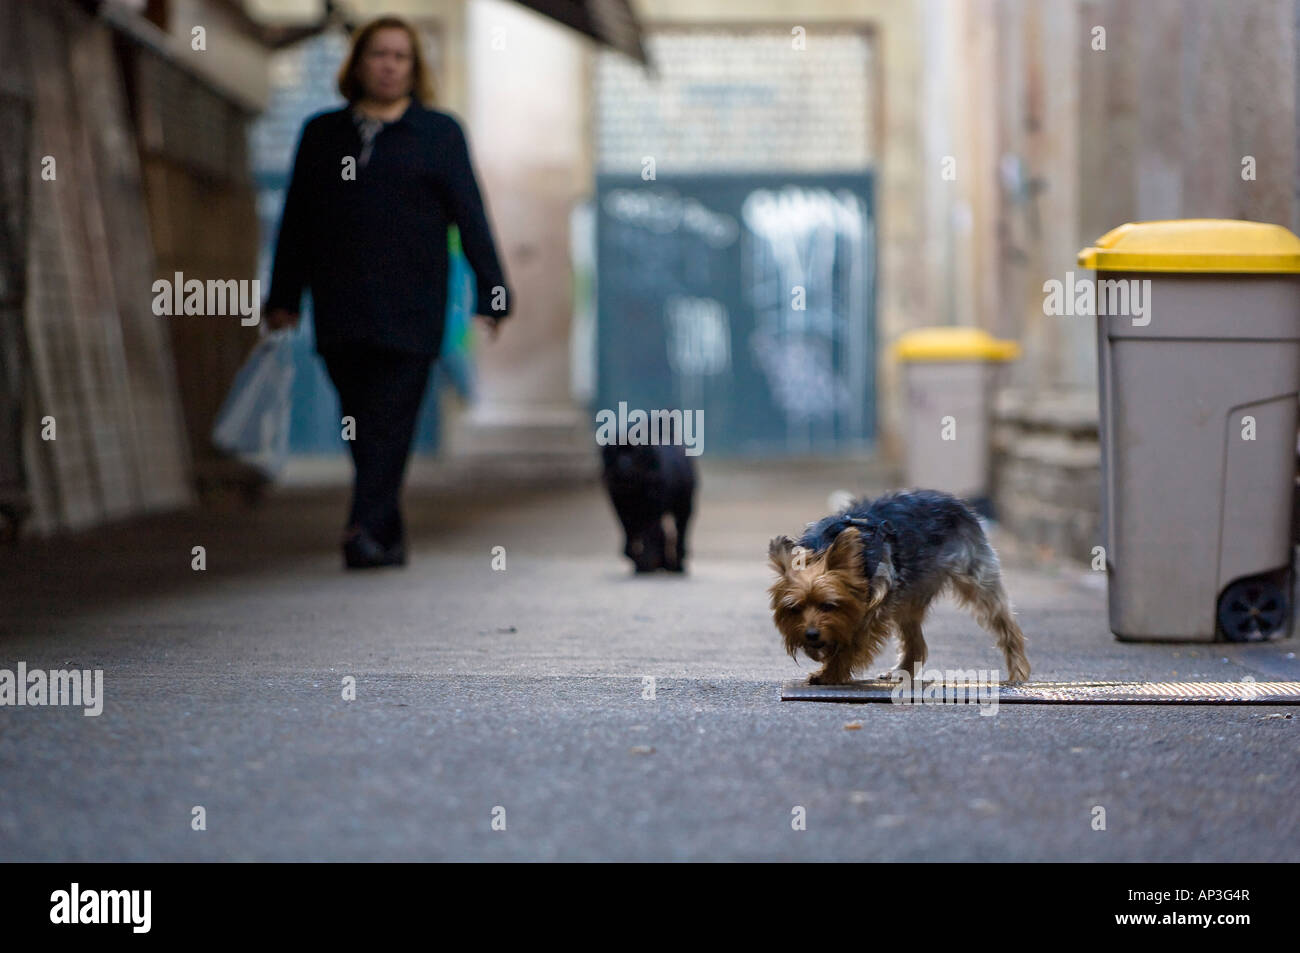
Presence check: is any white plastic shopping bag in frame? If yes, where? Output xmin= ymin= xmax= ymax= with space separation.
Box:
xmin=211 ymin=329 xmax=296 ymax=478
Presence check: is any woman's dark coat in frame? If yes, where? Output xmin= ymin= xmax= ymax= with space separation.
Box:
xmin=266 ymin=101 xmax=511 ymax=356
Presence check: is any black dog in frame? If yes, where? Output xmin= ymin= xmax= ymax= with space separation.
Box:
xmin=601 ymin=444 xmax=696 ymax=573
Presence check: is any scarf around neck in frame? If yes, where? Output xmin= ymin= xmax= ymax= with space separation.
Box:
xmin=351 ymin=107 xmax=389 ymax=168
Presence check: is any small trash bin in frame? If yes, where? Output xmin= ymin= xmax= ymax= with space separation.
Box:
xmin=1078 ymin=219 xmax=1300 ymax=642
xmin=894 ymin=327 xmax=1021 ymax=517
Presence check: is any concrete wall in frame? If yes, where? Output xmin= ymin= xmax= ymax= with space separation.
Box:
xmin=462 ymin=0 xmax=589 ymax=437
xmin=152 ymin=0 xmax=274 ymax=110
xmin=987 ymin=0 xmax=1299 ymax=560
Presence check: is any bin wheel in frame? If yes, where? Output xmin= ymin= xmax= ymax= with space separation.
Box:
xmin=1217 ymin=577 xmax=1289 ymax=642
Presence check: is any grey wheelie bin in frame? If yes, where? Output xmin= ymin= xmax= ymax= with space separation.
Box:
xmin=894 ymin=326 xmax=1020 ymax=518
xmin=1078 ymin=219 xmax=1300 ymax=642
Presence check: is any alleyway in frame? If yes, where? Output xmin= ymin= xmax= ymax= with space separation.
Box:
xmin=0 ymin=460 xmax=1296 ymax=861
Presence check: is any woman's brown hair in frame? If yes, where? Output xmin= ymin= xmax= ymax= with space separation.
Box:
xmin=336 ymin=16 xmax=436 ymax=105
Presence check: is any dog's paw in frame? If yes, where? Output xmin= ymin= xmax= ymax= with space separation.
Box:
xmin=808 ymin=673 xmax=843 ymax=686
xmin=809 ymin=672 xmax=849 ymax=686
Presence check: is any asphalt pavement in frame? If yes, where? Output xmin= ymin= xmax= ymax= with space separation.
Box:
xmin=0 ymin=458 xmax=1296 ymax=861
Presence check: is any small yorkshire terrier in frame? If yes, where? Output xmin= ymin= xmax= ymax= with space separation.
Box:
xmin=768 ymin=490 xmax=1030 ymax=685
xmin=601 ymin=443 xmax=696 ymax=573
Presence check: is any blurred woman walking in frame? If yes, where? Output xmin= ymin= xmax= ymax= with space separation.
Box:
xmin=265 ymin=16 xmax=511 ymax=568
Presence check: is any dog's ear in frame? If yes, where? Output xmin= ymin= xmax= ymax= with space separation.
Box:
xmin=824 ymin=526 xmax=862 ymax=575
xmin=768 ymin=535 xmax=797 ymax=575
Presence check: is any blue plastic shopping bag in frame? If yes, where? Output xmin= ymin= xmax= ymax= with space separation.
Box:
xmin=211 ymin=329 xmax=296 ymax=478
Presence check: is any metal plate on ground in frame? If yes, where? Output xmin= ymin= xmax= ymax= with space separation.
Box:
xmin=781 ymin=679 xmax=1300 ymax=704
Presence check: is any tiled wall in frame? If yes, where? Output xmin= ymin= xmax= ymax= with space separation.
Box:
xmin=595 ymin=28 xmax=875 ymax=173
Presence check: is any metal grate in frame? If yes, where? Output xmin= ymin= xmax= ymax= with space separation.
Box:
xmin=781 ymin=679 xmax=1300 ymax=704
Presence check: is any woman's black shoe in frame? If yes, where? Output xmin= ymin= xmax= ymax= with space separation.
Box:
xmin=343 ymin=527 xmax=405 ymax=569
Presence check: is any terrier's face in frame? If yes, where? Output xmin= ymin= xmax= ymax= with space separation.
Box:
xmin=767 ymin=527 xmax=892 ymax=664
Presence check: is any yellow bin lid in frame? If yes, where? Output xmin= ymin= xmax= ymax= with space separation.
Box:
xmin=895 ymin=326 xmax=1021 ymax=362
xmin=1078 ymin=219 xmax=1300 ymax=273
